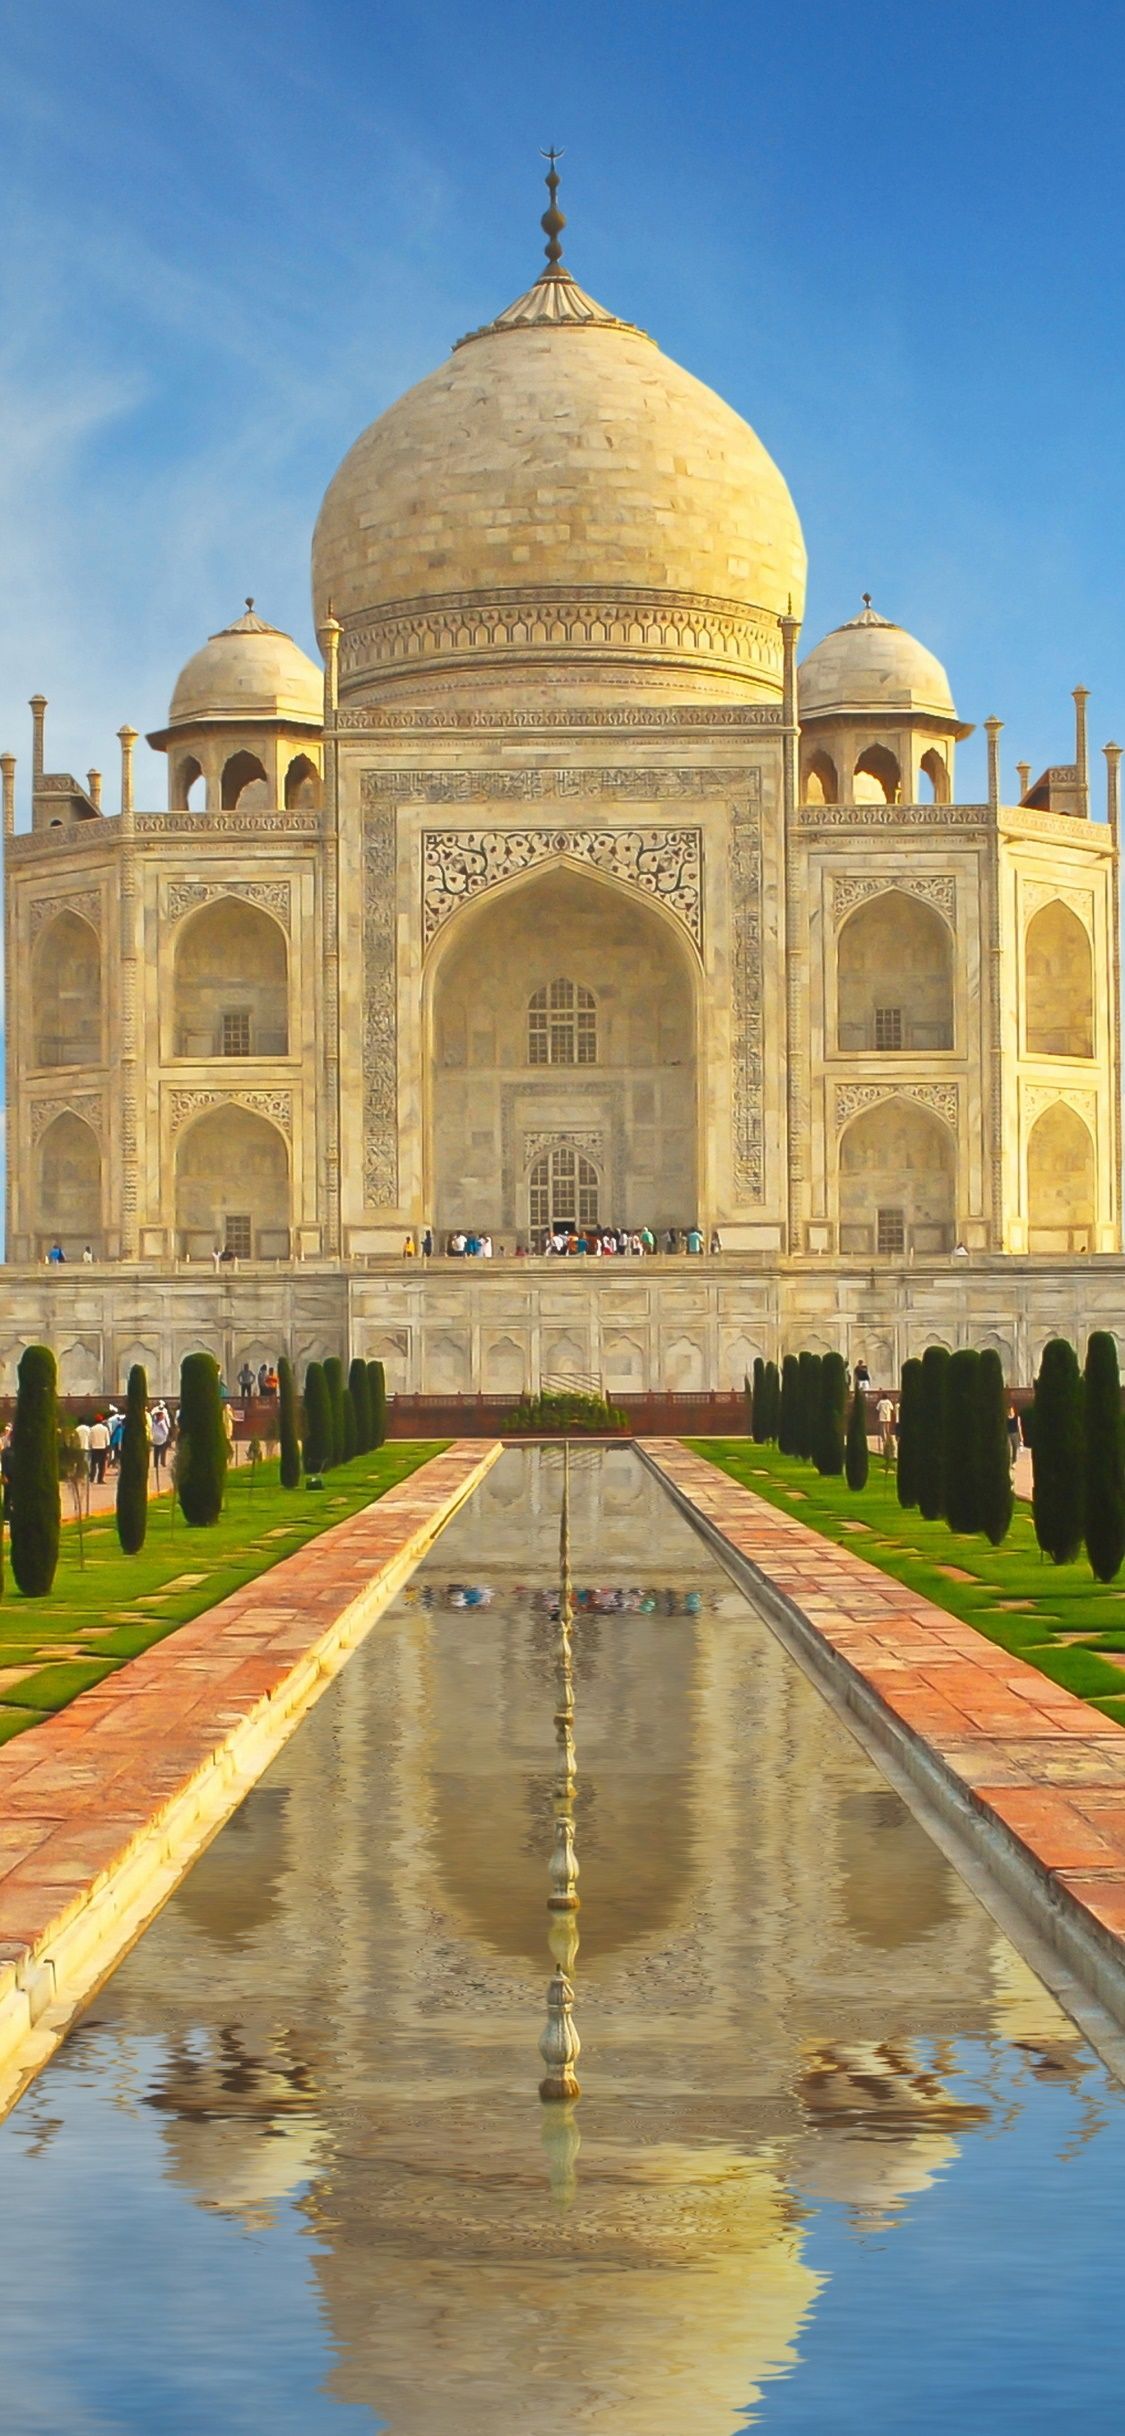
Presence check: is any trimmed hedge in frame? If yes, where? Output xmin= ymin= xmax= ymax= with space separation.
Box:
xmin=778 ymin=1355 xmax=800 ymax=1456
xmin=845 ymin=1384 xmax=869 ymax=1491
xmin=323 ymin=1356 xmax=346 ymax=1469
xmin=115 ymin=1363 xmax=149 ymax=1554
xmin=945 ymin=1348 xmax=982 ymax=1534
xmin=977 ymin=1347 xmax=1013 ymax=1546
xmin=9 ymin=1344 xmax=60 ymax=1596
xmin=303 ymin=1362 xmax=332 ymax=1478
xmin=764 ymin=1360 xmax=780 ymax=1442
xmin=343 ymin=1385 xmax=358 ymax=1463
xmin=1085 ymin=1331 xmax=1125 ymax=1583
xmin=368 ymin=1359 xmax=387 ymax=1449
xmin=1032 ymin=1337 xmax=1085 ymax=1566
xmin=796 ymin=1351 xmax=821 ymax=1462
xmin=917 ymin=1345 xmax=950 ymax=1522
xmin=816 ymin=1352 xmax=847 ymax=1476
xmin=751 ymin=1356 xmax=768 ymax=1442
xmin=278 ymin=1355 xmax=301 ymax=1489
xmin=896 ymin=1358 xmax=923 ymax=1510
xmin=349 ymin=1357 xmax=373 ymax=1455
xmin=177 ymin=1352 xmax=228 ymax=1528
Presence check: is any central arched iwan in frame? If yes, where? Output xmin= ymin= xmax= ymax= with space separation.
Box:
xmin=425 ymin=861 xmax=699 ymax=1239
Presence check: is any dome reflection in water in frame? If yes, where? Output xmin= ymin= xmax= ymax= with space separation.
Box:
xmin=0 ymin=1447 xmax=1124 ymax=2436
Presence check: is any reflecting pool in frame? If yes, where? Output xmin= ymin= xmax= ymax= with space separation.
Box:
xmin=1 ymin=1447 xmax=1125 ymax=2433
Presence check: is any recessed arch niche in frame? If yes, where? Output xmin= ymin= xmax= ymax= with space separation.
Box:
xmin=174 ymin=1104 xmax=290 ymax=1259
xmin=1025 ymin=901 xmax=1094 ymax=1058
xmin=1027 ymin=1101 xmax=1095 ymax=1250
xmin=32 ymin=911 xmax=101 ymax=1068
xmin=838 ymin=1096 xmax=955 ymax=1255
xmin=837 ymin=890 xmax=953 ymax=1053
xmin=172 ymin=897 xmax=288 ymax=1060
xmin=426 ymin=861 xmax=699 ymax=1239
xmin=36 ymin=1110 xmax=102 ymax=1252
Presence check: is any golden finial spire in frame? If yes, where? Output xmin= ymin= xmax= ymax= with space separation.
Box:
xmin=538 ymin=145 xmax=566 ymax=275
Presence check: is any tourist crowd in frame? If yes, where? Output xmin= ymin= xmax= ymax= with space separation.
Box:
xmin=408 ymin=1225 xmax=722 ymax=1258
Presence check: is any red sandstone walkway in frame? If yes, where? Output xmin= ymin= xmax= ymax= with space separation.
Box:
xmin=642 ymin=1440 xmax=1125 ymax=2009
xmin=0 ymin=1438 xmax=500 ymax=2108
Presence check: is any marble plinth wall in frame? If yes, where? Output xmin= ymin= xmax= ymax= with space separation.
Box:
xmin=0 ymin=1257 xmax=1122 ymax=1398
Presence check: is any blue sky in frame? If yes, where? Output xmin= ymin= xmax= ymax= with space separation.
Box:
xmin=1 ymin=0 xmax=1123 ymax=813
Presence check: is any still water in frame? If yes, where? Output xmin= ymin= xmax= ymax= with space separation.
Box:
xmin=0 ymin=1447 xmax=1124 ymax=2434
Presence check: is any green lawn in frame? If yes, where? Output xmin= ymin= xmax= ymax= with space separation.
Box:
xmin=688 ymin=1438 xmax=1125 ymax=1726
xmin=0 ymin=1442 xmax=445 ymax=1747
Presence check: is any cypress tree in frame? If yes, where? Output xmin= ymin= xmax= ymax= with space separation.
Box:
xmin=115 ymin=1363 xmax=149 ymax=1554
xmin=917 ymin=1344 xmax=951 ymax=1522
xmin=177 ymin=1352 xmax=228 ymax=1528
xmin=751 ymin=1356 xmax=767 ymax=1442
xmin=323 ymin=1356 xmax=345 ymax=1469
xmin=343 ymin=1385 xmax=358 ymax=1463
xmin=349 ymin=1356 xmax=372 ymax=1455
xmin=9 ymin=1344 xmax=60 ymax=1596
xmin=303 ymin=1362 xmax=331 ymax=1478
xmin=816 ymin=1352 xmax=847 ymax=1475
xmin=945 ymin=1348 xmax=982 ymax=1534
xmin=1032 ymin=1337 xmax=1085 ymax=1565
xmin=743 ymin=1372 xmax=754 ymax=1438
xmin=976 ymin=1348 xmax=1013 ymax=1546
xmin=367 ymin=1359 xmax=388 ymax=1449
xmin=764 ymin=1359 xmax=780 ymax=1442
xmin=845 ymin=1382 xmax=870 ymax=1491
xmin=778 ymin=1355 xmax=800 ymax=1456
xmin=1084 ymin=1331 xmax=1125 ymax=1582
xmin=896 ymin=1358 xmax=924 ymax=1509
xmin=796 ymin=1352 xmax=821 ymax=1460
xmin=278 ymin=1355 xmax=301 ymax=1489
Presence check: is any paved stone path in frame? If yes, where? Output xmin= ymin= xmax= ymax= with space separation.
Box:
xmin=642 ymin=1440 xmax=1125 ymax=2021
xmin=0 ymin=1439 xmax=500 ymax=2109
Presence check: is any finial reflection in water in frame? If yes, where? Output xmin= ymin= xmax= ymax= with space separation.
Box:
xmin=541 ymin=1442 xmax=582 ymax=2106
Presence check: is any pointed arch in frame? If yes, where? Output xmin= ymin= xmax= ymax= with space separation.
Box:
xmin=1025 ymin=900 xmax=1094 ymax=1057
xmin=853 ymin=743 xmax=902 ymax=804
xmin=802 ymin=747 xmax=839 ymax=805
xmin=838 ymin=1094 xmax=955 ymax=1255
xmin=919 ymin=747 xmax=950 ymax=803
xmin=220 ymin=750 xmax=270 ymax=811
xmin=837 ymin=889 xmax=953 ymax=1052
xmin=36 ymin=1109 xmax=102 ymax=1252
xmin=32 ymin=910 xmax=101 ymax=1068
xmin=174 ymin=1102 xmax=290 ymax=1260
xmin=1027 ymin=1100 xmax=1095 ymax=1250
xmin=172 ymin=895 xmax=289 ymax=1058
xmin=284 ymin=752 xmax=321 ymax=810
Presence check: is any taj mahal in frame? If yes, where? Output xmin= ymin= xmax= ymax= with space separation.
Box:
xmin=2 ymin=174 xmax=1121 ymax=1398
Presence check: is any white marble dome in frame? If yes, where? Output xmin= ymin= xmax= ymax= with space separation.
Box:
xmin=799 ymin=600 xmax=959 ymax=725
xmin=168 ymin=603 xmax=322 ymax=730
xmin=311 ymin=260 xmax=807 ymax=702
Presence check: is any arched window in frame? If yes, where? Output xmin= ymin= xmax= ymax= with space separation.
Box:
xmin=284 ymin=753 xmax=320 ymax=810
xmin=803 ymin=748 xmax=839 ymax=805
xmin=837 ymin=890 xmax=954 ymax=1052
xmin=173 ymin=754 xmax=204 ymax=811
xmin=838 ymin=1097 xmax=955 ymax=1256
xmin=1025 ymin=901 xmax=1094 ymax=1057
xmin=529 ymin=1146 xmax=600 ymax=1233
xmin=1027 ymin=1102 xmax=1095 ymax=1250
xmin=172 ymin=897 xmax=289 ymax=1059
xmin=853 ymin=744 xmax=902 ymax=805
xmin=220 ymin=751 xmax=270 ymax=811
xmin=919 ymin=748 xmax=949 ymax=804
xmin=175 ymin=1103 xmax=290 ymax=1259
xmin=528 ymin=978 xmax=597 ymax=1066
xmin=33 ymin=911 xmax=101 ymax=1067
xmin=37 ymin=1110 xmax=102 ymax=1251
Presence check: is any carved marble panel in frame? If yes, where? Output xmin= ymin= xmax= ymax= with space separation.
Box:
xmin=418 ymin=825 xmax=703 ymax=950
xmin=1022 ymin=879 xmax=1095 ymax=930
xmin=834 ymin=1082 xmax=959 ymax=1131
xmin=364 ymin=764 xmax=742 ymax=807
xmin=363 ymin=805 xmax=399 ymax=1207
xmin=1022 ymin=1082 xmax=1097 ymax=1128
xmin=163 ymin=878 xmax=293 ymax=927
xmin=832 ymin=873 xmax=957 ymax=926
xmin=167 ymin=1087 xmax=293 ymax=1139
xmin=731 ymin=801 xmax=764 ymax=1200
xmin=339 ymin=586 xmax=781 ymax=688
xmin=28 ymin=888 xmax=102 ymax=939
xmin=29 ymin=1090 xmax=103 ymax=1142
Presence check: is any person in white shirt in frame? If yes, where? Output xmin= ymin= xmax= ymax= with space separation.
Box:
xmin=87 ymin=1415 xmax=111 ymax=1485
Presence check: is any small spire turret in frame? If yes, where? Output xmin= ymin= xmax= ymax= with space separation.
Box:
xmin=538 ymin=145 xmax=566 ymax=275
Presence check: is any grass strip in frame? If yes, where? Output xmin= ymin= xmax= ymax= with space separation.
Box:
xmin=0 ymin=1443 xmax=445 ymax=1739
xmin=688 ymin=1438 xmax=1125 ymax=1716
